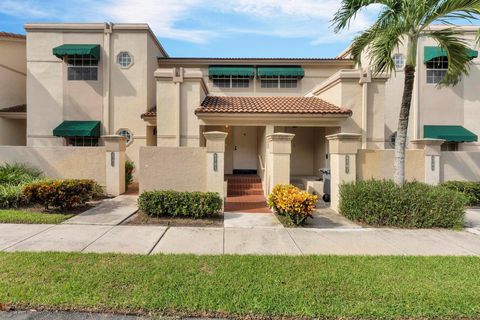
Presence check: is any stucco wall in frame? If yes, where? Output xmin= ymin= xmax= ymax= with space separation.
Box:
xmin=441 ymin=151 xmax=480 ymax=182
xmin=0 ymin=38 xmax=26 ymax=109
xmin=139 ymin=146 xmax=207 ymax=192
xmin=0 ymin=146 xmax=106 ymax=185
xmin=0 ymin=119 xmax=26 ymax=145
xmin=357 ymin=149 xmax=425 ymax=181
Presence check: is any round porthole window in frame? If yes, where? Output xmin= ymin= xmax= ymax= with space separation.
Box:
xmin=392 ymin=54 xmax=405 ymax=70
xmin=117 ymin=51 xmax=133 ymax=68
xmin=117 ymin=128 xmax=133 ymax=146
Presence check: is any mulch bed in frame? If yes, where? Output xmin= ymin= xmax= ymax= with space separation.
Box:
xmin=18 ymin=198 xmax=104 ymax=216
xmin=123 ymin=210 xmax=224 ymax=227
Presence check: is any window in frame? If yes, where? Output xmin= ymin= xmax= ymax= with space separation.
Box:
xmin=117 ymin=51 xmax=133 ymax=68
xmin=66 ymin=137 xmax=99 ymax=147
xmin=441 ymin=142 xmax=459 ymax=151
xmin=260 ymin=77 xmax=298 ymax=89
xmin=212 ymin=76 xmax=249 ymax=88
xmin=392 ymin=54 xmax=405 ymax=70
xmin=66 ymin=55 xmax=98 ymax=81
xmin=116 ymin=128 xmax=133 ymax=145
xmin=426 ymin=56 xmax=448 ymax=84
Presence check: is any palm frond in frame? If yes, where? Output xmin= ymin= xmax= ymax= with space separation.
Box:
xmin=332 ymin=0 xmax=399 ymax=32
xmin=428 ymin=28 xmax=474 ymax=85
xmin=422 ymin=0 xmax=480 ymax=27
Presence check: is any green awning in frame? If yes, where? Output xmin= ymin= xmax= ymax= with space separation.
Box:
xmin=53 ymin=44 xmax=101 ymax=60
xmin=53 ymin=121 xmax=101 ymax=137
xmin=257 ymin=66 xmax=305 ymax=78
xmin=424 ymin=46 xmax=478 ymax=63
xmin=424 ymin=125 xmax=478 ymax=142
xmin=208 ymin=66 xmax=255 ymax=78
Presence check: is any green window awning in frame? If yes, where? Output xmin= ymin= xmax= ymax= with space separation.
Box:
xmin=257 ymin=66 xmax=305 ymax=78
xmin=424 ymin=125 xmax=478 ymax=142
xmin=424 ymin=46 xmax=478 ymax=63
xmin=53 ymin=44 xmax=101 ymax=60
xmin=53 ymin=121 xmax=101 ymax=137
xmin=208 ymin=66 xmax=255 ymax=78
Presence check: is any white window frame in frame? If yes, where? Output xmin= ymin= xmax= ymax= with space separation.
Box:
xmin=260 ymin=76 xmax=298 ymax=89
xmin=426 ymin=56 xmax=448 ymax=84
xmin=392 ymin=53 xmax=405 ymax=70
xmin=117 ymin=51 xmax=134 ymax=69
xmin=116 ymin=128 xmax=134 ymax=146
xmin=66 ymin=55 xmax=98 ymax=81
xmin=212 ymin=76 xmax=250 ymax=89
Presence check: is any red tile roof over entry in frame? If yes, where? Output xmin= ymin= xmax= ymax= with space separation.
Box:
xmin=195 ymin=96 xmax=351 ymax=115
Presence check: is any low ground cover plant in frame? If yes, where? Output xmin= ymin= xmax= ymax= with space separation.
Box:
xmin=339 ymin=180 xmax=466 ymax=229
xmin=267 ymin=184 xmax=317 ymax=226
xmin=0 ymin=163 xmax=43 ymax=209
xmin=23 ymin=179 xmax=100 ymax=210
xmin=138 ymin=190 xmax=222 ymax=218
xmin=441 ymin=180 xmax=480 ymax=206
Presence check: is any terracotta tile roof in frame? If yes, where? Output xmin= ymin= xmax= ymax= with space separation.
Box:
xmin=0 ymin=32 xmax=26 ymax=40
xmin=195 ymin=96 xmax=352 ymax=115
xmin=0 ymin=104 xmax=26 ymax=113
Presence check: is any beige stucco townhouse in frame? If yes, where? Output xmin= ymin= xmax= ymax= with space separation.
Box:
xmin=1 ymin=23 xmax=480 ymax=210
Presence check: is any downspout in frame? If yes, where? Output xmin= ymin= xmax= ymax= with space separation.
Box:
xmin=173 ymin=67 xmax=183 ymax=146
xmin=103 ymin=22 xmax=112 ymax=135
xmin=412 ymin=41 xmax=421 ymax=140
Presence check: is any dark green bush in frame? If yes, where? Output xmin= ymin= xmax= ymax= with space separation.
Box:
xmin=138 ymin=190 xmax=223 ymax=218
xmin=125 ymin=160 xmax=135 ymax=189
xmin=23 ymin=179 xmax=99 ymax=210
xmin=339 ymin=180 xmax=467 ymax=229
xmin=441 ymin=180 xmax=480 ymax=206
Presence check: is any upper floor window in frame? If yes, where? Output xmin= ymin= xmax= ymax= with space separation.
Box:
xmin=260 ymin=77 xmax=298 ymax=89
xmin=212 ymin=76 xmax=250 ymax=88
xmin=392 ymin=54 xmax=405 ymax=70
xmin=116 ymin=128 xmax=134 ymax=146
xmin=117 ymin=51 xmax=133 ymax=68
xmin=426 ymin=56 xmax=448 ymax=84
xmin=66 ymin=55 xmax=98 ymax=81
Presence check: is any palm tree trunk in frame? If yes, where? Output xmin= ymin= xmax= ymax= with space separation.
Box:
xmin=394 ymin=65 xmax=416 ymax=186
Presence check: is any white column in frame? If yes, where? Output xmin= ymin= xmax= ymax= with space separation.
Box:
xmin=102 ymin=135 xmax=126 ymax=196
xmin=204 ymin=131 xmax=228 ymax=199
xmin=266 ymin=133 xmax=295 ymax=195
xmin=326 ymin=133 xmax=361 ymax=212
xmin=411 ymin=138 xmax=444 ymax=185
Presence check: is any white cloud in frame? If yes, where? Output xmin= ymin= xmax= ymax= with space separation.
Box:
xmin=0 ymin=0 xmax=51 ymax=18
xmin=95 ymin=0 xmax=216 ymax=43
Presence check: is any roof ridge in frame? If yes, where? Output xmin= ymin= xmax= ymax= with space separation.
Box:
xmin=0 ymin=32 xmax=26 ymax=39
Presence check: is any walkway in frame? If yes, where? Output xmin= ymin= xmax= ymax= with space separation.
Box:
xmin=2 ymin=222 xmax=480 ymax=256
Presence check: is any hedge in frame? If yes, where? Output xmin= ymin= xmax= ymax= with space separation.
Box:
xmin=138 ymin=190 xmax=222 ymax=218
xmin=339 ymin=180 xmax=467 ymax=229
xmin=23 ymin=179 xmax=100 ymax=210
xmin=441 ymin=181 xmax=480 ymax=206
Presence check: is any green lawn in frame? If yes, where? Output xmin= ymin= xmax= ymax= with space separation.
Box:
xmin=0 ymin=210 xmax=73 ymax=224
xmin=1 ymin=253 xmax=480 ymax=318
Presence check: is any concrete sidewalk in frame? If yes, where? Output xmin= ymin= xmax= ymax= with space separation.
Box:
xmin=2 ymin=223 xmax=480 ymax=256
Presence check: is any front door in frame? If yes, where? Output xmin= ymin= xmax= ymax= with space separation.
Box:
xmin=233 ymin=126 xmax=257 ymax=174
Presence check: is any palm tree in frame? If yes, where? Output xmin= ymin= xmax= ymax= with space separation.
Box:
xmin=333 ymin=0 xmax=480 ymax=185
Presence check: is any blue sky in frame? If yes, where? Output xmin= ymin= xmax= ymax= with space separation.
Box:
xmin=0 ymin=0 xmax=379 ymax=58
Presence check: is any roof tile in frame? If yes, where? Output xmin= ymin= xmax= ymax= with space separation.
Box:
xmin=0 ymin=104 xmax=26 ymax=113
xmin=195 ymin=96 xmax=351 ymax=115
xmin=0 ymin=32 xmax=26 ymax=40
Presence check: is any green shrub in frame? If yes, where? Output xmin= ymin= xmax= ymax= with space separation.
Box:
xmin=0 ymin=163 xmax=42 ymax=185
xmin=23 ymin=179 xmax=99 ymax=210
xmin=138 ymin=190 xmax=223 ymax=218
xmin=441 ymin=180 xmax=480 ymax=206
xmin=339 ymin=180 xmax=467 ymax=229
xmin=125 ymin=160 xmax=135 ymax=189
xmin=267 ymin=184 xmax=317 ymax=225
xmin=0 ymin=184 xmax=27 ymax=209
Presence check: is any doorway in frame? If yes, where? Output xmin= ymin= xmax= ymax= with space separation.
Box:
xmin=233 ymin=126 xmax=257 ymax=174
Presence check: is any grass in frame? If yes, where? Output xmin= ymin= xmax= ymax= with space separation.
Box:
xmin=0 ymin=210 xmax=73 ymax=224
xmin=0 ymin=253 xmax=480 ymax=318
